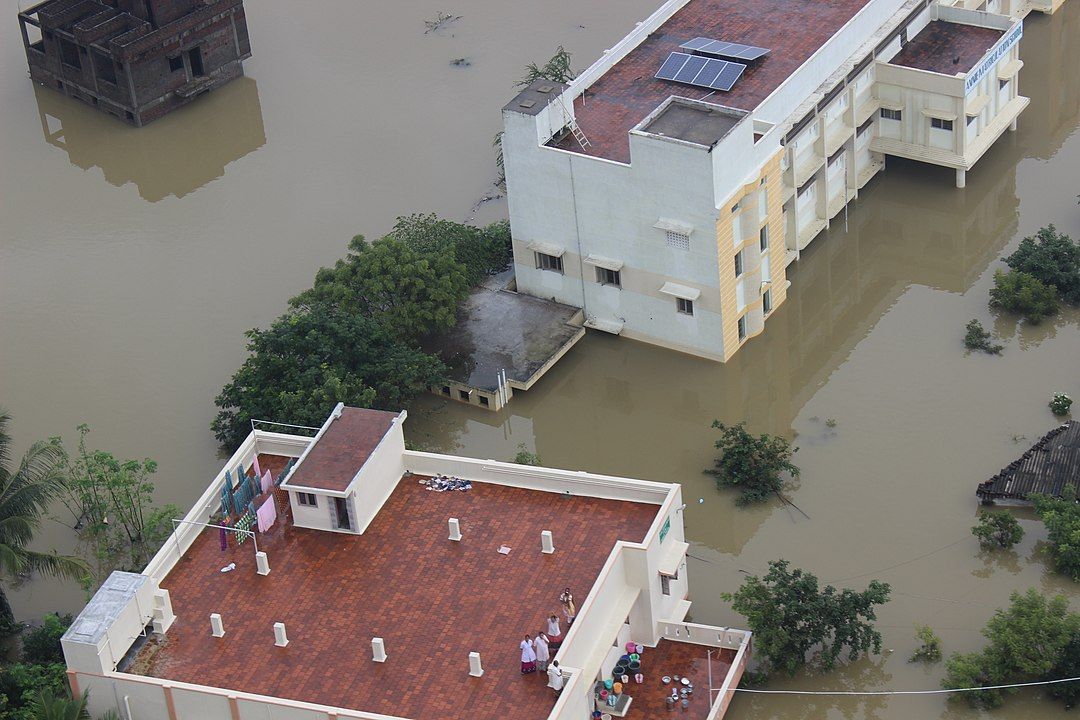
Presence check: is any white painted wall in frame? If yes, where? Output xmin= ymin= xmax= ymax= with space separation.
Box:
xmin=350 ymin=415 xmax=407 ymax=533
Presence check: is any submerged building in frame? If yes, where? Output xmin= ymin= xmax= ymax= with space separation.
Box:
xmin=17 ymin=0 xmax=251 ymax=126
xmin=61 ymin=404 xmax=751 ymax=720
xmin=502 ymin=0 xmax=1064 ymax=362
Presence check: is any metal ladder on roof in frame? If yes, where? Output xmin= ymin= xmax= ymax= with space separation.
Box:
xmin=560 ymin=98 xmax=591 ymax=149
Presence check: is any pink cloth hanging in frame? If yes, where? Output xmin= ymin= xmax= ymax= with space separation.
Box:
xmin=252 ymin=455 xmax=262 ymax=478
xmin=260 ymin=469 xmax=273 ymax=494
xmin=256 ymin=496 xmax=277 ymax=533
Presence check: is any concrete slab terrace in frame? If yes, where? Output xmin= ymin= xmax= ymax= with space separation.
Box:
xmin=627 ymin=640 xmax=736 ymax=719
xmin=889 ymin=20 xmax=1004 ymax=75
xmin=430 ymin=285 xmax=584 ymax=392
xmin=642 ymin=101 xmax=745 ymax=148
xmin=548 ymin=0 xmax=871 ymax=162
xmin=134 ymin=464 xmax=658 ymax=720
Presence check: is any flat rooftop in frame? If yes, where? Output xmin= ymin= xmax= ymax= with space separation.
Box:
xmin=283 ymin=407 xmax=398 ymax=492
xmin=632 ymin=641 xmax=735 ymax=719
xmin=643 ymin=100 xmax=745 ymax=147
xmin=431 ymin=284 xmax=583 ymax=392
xmin=889 ymin=20 xmax=1004 ymax=75
xmin=135 ymin=459 xmax=658 ymax=720
xmin=548 ymin=0 xmax=870 ymax=162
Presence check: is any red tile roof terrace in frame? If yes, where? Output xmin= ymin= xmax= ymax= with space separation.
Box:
xmin=550 ymin=0 xmax=871 ymax=162
xmin=137 ymin=469 xmax=659 ymax=720
xmin=283 ymin=407 xmax=398 ymax=492
xmin=889 ymin=20 xmax=1003 ymax=75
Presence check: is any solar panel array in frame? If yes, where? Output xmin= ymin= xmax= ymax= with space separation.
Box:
xmin=680 ymin=37 xmax=771 ymax=62
xmin=654 ymin=51 xmax=746 ymax=92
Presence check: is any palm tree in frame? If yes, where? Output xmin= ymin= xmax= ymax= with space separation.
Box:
xmin=0 ymin=410 xmax=89 ymax=630
xmin=32 ymin=690 xmax=89 ymax=720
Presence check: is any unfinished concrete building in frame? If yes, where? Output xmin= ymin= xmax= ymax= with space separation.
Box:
xmin=17 ymin=0 xmax=251 ymax=126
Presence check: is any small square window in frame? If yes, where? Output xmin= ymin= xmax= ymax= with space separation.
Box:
xmin=661 ymin=574 xmax=672 ymax=596
xmin=595 ymin=266 xmax=621 ymax=287
xmin=738 ymin=316 xmax=747 ymax=340
xmin=763 ymin=289 xmax=773 ymax=314
xmin=734 ymin=251 xmax=744 ymax=278
xmin=479 ymin=395 xmax=490 ymax=407
xmin=168 ymin=55 xmax=184 ymax=73
xmin=458 ymin=390 xmax=471 ymax=402
xmin=759 ymin=225 xmax=769 ymax=253
xmin=880 ymin=107 xmax=902 ymax=121
xmin=535 ymin=252 xmax=563 ymax=273
xmin=967 ymin=114 xmax=978 ymax=126
xmin=930 ymin=117 xmax=953 ymax=131
xmin=731 ymin=201 xmax=741 ymax=214
xmin=441 ymin=386 xmax=451 ymax=396
xmin=297 ymin=492 xmax=317 ymax=507
xmin=665 ymin=231 xmax=690 ymax=251
xmin=677 ymin=297 xmax=694 ymax=316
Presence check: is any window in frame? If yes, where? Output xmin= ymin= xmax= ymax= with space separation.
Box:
xmin=763 ymin=289 xmax=773 ymax=314
xmin=59 ymin=39 xmax=81 ymax=69
xmin=441 ymin=386 xmax=451 ymax=396
xmin=930 ymin=117 xmax=953 ymax=131
xmin=458 ymin=390 xmax=471 ymax=402
xmin=967 ymin=114 xmax=978 ymax=127
xmin=297 ymin=492 xmax=317 ymax=507
xmin=535 ymin=252 xmax=563 ymax=273
xmin=676 ymin=297 xmax=694 ymax=316
xmin=595 ymin=267 xmax=621 ymax=287
xmin=734 ymin=251 xmax=744 ymax=277
xmin=666 ymin=231 xmax=690 ymax=250
xmin=479 ymin=395 xmax=489 ymax=407
xmin=661 ymin=574 xmax=672 ymax=596
xmin=759 ymin=176 xmax=767 ymax=186
xmin=880 ymin=107 xmax=902 ymax=121
xmin=168 ymin=55 xmax=184 ymax=73
xmin=93 ymin=51 xmax=116 ymax=85
xmin=999 ymin=79 xmax=1009 ymax=91
xmin=738 ymin=316 xmax=747 ymax=341
xmin=731 ymin=201 xmax=741 ymax=213
xmin=759 ymin=225 xmax=769 ymax=253
xmin=188 ymin=46 xmax=205 ymax=77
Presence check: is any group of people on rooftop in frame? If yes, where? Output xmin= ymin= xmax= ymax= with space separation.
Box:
xmin=520 ymin=588 xmax=576 ymax=692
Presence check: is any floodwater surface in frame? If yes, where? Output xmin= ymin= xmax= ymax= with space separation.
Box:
xmin=2 ymin=1 xmax=1079 ymax=719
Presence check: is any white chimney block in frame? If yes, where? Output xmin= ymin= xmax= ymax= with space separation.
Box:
xmin=153 ymin=589 xmax=176 ymax=634
xmin=449 ymin=517 xmax=462 ymax=542
xmin=469 ymin=651 xmax=484 ymax=677
xmin=210 ymin=613 xmax=224 ymax=638
xmin=256 ymin=551 xmax=270 ymax=576
xmin=274 ymin=622 xmax=289 ymax=647
xmin=541 ymin=530 xmax=555 ymax=554
xmin=372 ymin=637 xmax=387 ymax=662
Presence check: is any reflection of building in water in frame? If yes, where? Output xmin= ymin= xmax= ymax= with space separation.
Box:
xmin=1017 ymin=1 xmax=1080 ymax=160
xmin=17 ymin=0 xmax=251 ymax=126
xmin=33 ymin=77 xmax=265 ymax=201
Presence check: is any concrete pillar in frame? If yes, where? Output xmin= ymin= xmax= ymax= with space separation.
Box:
xmin=541 ymin=530 xmax=555 ymax=554
xmin=372 ymin=637 xmax=387 ymax=662
xmin=448 ymin=518 xmax=462 ymax=542
xmin=210 ymin=613 xmax=224 ymax=638
xmin=256 ymin=551 xmax=270 ymax=576
xmin=1009 ymin=116 xmax=1018 ymax=132
xmin=469 ymin=651 xmax=484 ymax=677
xmin=955 ymin=169 xmax=966 ymax=189
xmin=153 ymin=589 xmax=176 ymax=634
xmin=274 ymin=622 xmax=288 ymax=647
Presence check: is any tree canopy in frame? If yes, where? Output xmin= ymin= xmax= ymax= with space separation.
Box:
xmin=971 ymin=510 xmax=1024 ymax=550
xmin=705 ymin=421 xmax=799 ymax=505
xmin=1004 ymin=225 xmax=1080 ymax=305
xmin=1031 ymin=492 xmax=1080 ymax=580
xmin=723 ymin=559 xmax=891 ymax=676
xmin=988 ymin=269 xmax=1059 ymax=324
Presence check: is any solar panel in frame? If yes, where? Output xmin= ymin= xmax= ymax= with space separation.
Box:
xmin=653 ymin=52 xmax=747 ymax=91
xmin=680 ymin=37 xmax=771 ymax=62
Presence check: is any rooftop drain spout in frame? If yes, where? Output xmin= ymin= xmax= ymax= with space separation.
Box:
xmin=449 ymin=517 xmax=462 ymax=542
xmin=372 ymin=637 xmax=387 ymax=662
xmin=541 ymin=530 xmax=555 ymax=554
xmin=210 ymin=613 xmax=224 ymax=638
xmin=469 ymin=651 xmax=484 ymax=677
xmin=274 ymin=622 xmax=289 ymax=647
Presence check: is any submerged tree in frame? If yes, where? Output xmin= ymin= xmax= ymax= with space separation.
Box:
xmin=971 ymin=510 xmax=1024 ymax=550
xmin=705 ymin=421 xmax=799 ymax=505
xmin=909 ymin=624 xmax=942 ymax=663
xmin=988 ymin=269 xmax=1059 ymax=324
xmin=512 ymin=443 xmax=541 ymax=466
xmin=517 ymin=46 xmax=576 ymax=87
xmin=1004 ymin=225 xmax=1080 ymax=305
xmin=723 ymin=559 xmax=891 ymax=676
xmin=1031 ymin=491 xmax=1080 ymax=580
xmin=0 ymin=411 xmax=88 ymax=635
xmin=963 ymin=319 xmax=1003 ymax=354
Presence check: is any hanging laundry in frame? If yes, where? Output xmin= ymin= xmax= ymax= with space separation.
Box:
xmin=220 ymin=484 xmax=232 ymax=516
xmin=252 ymin=455 xmax=262 ymax=478
xmin=261 ymin=469 xmax=273 ymax=495
xmin=234 ymin=508 xmax=255 ymax=544
xmin=219 ymin=526 xmax=228 ymax=551
xmin=256 ymin=496 xmax=277 ymax=533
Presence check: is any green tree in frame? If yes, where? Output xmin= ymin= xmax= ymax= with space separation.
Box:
xmin=0 ymin=412 xmax=88 ymax=635
xmin=512 ymin=443 xmax=541 ymax=466
xmin=20 ymin=613 xmax=72 ymax=665
xmin=517 ymin=46 xmax=576 ymax=87
xmin=722 ymin=559 xmax=891 ymax=676
xmin=53 ymin=426 xmax=178 ymax=588
xmin=290 ymin=234 xmax=470 ymax=340
xmin=909 ymin=624 xmax=942 ymax=663
xmin=971 ymin=510 xmax=1024 ymax=550
xmin=1004 ymin=225 xmax=1080 ymax=304
xmin=943 ymin=588 xmax=1079 ymax=709
xmin=388 ymin=214 xmax=512 ymax=285
xmin=212 ymin=304 xmax=446 ymax=447
xmin=963 ymin=319 xmax=1003 ymax=354
xmin=988 ymin=269 xmax=1059 ymax=323
xmin=0 ymin=663 xmax=68 ymax=720
xmin=1048 ymin=634 xmax=1080 ymax=709
xmin=705 ymin=421 xmax=799 ymax=505
xmin=1031 ymin=492 xmax=1080 ymax=580
xmin=29 ymin=691 xmax=88 ymax=720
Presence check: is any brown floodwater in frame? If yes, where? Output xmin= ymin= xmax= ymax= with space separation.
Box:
xmin=2 ymin=1 xmax=1079 ymax=718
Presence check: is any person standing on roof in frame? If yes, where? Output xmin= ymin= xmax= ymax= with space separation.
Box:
xmin=534 ymin=632 xmax=550 ymax=673
xmin=559 ymin=587 xmax=576 ymax=625
xmin=546 ymin=614 xmax=563 ymax=650
xmin=547 ymin=660 xmax=564 ymax=692
xmin=520 ymin=634 xmax=538 ymax=674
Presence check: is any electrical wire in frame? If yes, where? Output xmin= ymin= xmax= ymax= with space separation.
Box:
xmin=728 ymin=676 xmax=1080 ymax=696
